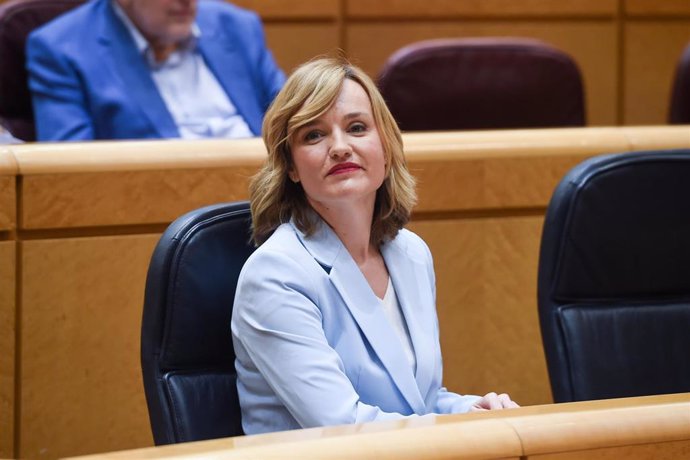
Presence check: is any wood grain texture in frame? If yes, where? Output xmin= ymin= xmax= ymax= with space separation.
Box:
xmin=623 ymin=22 xmax=690 ymax=125
xmin=531 ymin=440 xmax=690 ymax=460
xmin=0 ymin=242 xmax=15 ymax=459
xmin=11 ymin=138 xmax=266 ymax=174
xmin=347 ymin=21 xmax=618 ymax=126
xmin=21 ymin=167 xmax=256 ymax=229
xmin=346 ymin=0 xmax=617 ymax=19
xmin=409 ymin=216 xmax=552 ymax=407
xmin=264 ymin=23 xmax=340 ymax=75
xmin=20 ymin=235 xmax=159 ymax=459
xmin=625 ymin=0 xmax=690 ymax=17
xmin=230 ymin=0 xmax=339 ymax=19
xmin=622 ymin=126 xmax=690 ymax=151
xmin=0 ymin=175 xmax=15 ymax=231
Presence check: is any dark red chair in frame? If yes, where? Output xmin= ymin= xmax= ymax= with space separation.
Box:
xmin=0 ymin=0 xmax=84 ymax=141
xmin=377 ymin=38 xmax=586 ymax=131
xmin=669 ymin=42 xmax=690 ymax=124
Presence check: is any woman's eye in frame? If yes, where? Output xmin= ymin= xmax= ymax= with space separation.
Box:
xmin=304 ymin=130 xmax=322 ymax=142
xmin=349 ymin=123 xmax=366 ymax=133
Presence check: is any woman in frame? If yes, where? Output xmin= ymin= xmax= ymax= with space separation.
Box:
xmin=231 ymin=57 xmax=518 ymax=435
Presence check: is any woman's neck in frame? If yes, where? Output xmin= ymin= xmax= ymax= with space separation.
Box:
xmin=309 ymin=197 xmax=376 ymax=265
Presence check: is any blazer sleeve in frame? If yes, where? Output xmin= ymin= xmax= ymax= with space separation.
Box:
xmin=232 ymin=248 xmax=421 ymax=429
xmin=26 ymin=31 xmax=95 ymax=141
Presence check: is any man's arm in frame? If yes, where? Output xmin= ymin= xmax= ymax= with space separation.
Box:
xmin=26 ymin=31 xmax=95 ymax=141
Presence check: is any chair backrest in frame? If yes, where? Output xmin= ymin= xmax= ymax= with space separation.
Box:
xmin=377 ymin=38 xmax=585 ymax=131
xmin=0 ymin=0 xmax=84 ymax=141
xmin=141 ymin=201 xmax=254 ymax=444
xmin=669 ymin=42 xmax=690 ymax=124
xmin=537 ymin=149 xmax=690 ymax=403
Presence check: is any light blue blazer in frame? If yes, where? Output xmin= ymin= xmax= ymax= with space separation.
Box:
xmin=26 ymin=0 xmax=285 ymax=141
xmin=232 ymin=219 xmax=479 ymax=435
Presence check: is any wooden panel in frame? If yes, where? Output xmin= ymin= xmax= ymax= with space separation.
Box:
xmin=264 ymin=23 xmax=340 ymax=76
xmin=21 ymin=167 xmax=256 ymax=229
xmin=231 ymin=0 xmax=339 ymax=19
xmin=20 ymin=235 xmax=159 ymax=458
xmin=0 ymin=175 xmax=14 ymax=231
xmin=346 ymin=0 xmax=617 ymax=18
xmin=531 ymin=439 xmax=690 ymax=459
xmin=409 ymin=216 xmax=552 ymax=406
xmin=624 ymin=22 xmax=690 ymax=125
xmin=0 ymin=242 xmax=15 ymax=459
xmin=347 ymin=21 xmax=618 ymax=125
xmin=625 ymin=0 xmax=690 ymax=17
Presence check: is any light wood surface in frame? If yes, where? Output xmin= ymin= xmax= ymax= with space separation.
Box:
xmin=0 ymin=242 xmax=15 ymax=459
xmin=20 ymin=235 xmax=159 ymax=459
xmin=65 ymin=394 xmax=690 ymax=459
xmin=625 ymin=0 xmax=690 ymax=16
xmin=624 ymin=21 xmax=690 ymax=124
xmin=232 ymin=0 xmax=339 ymax=19
xmin=2 ymin=127 xmax=689 ymax=459
xmin=0 ymin=176 xmax=14 ymax=232
xmin=0 ymin=149 xmax=17 ymax=232
xmin=345 ymin=0 xmax=618 ymax=18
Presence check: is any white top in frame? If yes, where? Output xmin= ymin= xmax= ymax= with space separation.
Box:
xmin=112 ymin=1 xmax=253 ymax=139
xmin=379 ymin=277 xmax=417 ymax=372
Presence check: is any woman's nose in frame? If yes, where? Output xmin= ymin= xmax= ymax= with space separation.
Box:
xmin=328 ymin=130 xmax=352 ymax=159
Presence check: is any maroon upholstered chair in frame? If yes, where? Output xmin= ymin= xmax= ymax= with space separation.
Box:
xmin=669 ymin=42 xmax=690 ymax=124
xmin=0 ymin=0 xmax=84 ymax=141
xmin=377 ymin=38 xmax=586 ymax=131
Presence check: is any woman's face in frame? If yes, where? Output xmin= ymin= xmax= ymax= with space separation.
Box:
xmin=288 ymin=79 xmax=386 ymax=212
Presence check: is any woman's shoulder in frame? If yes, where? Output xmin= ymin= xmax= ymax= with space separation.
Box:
xmin=241 ymin=223 xmax=316 ymax=277
xmin=390 ymin=228 xmax=432 ymax=258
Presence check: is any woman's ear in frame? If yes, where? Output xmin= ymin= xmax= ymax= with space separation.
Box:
xmin=288 ymin=168 xmax=300 ymax=183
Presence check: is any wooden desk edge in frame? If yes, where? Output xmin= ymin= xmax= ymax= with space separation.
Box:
xmin=9 ymin=126 xmax=690 ymax=175
xmin=65 ymin=393 xmax=690 ymax=460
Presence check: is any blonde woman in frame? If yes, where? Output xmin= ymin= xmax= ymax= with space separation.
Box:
xmin=232 ymin=57 xmax=518 ymax=435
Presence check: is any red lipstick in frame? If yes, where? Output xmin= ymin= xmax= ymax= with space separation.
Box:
xmin=327 ymin=162 xmax=361 ymax=176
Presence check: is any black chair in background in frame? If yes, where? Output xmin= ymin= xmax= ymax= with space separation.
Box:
xmin=377 ymin=38 xmax=586 ymax=132
xmin=538 ymin=149 xmax=690 ymax=403
xmin=141 ymin=201 xmax=254 ymax=444
xmin=0 ymin=0 xmax=84 ymax=141
xmin=669 ymin=42 xmax=690 ymax=124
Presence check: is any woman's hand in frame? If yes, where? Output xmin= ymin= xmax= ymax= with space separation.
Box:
xmin=470 ymin=392 xmax=520 ymax=411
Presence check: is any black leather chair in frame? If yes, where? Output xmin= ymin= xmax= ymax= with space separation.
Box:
xmin=669 ymin=42 xmax=690 ymax=124
xmin=538 ymin=149 xmax=690 ymax=403
xmin=141 ymin=201 xmax=254 ymax=444
xmin=377 ymin=38 xmax=585 ymax=131
xmin=0 ymin=0 xmax=84 ymax=141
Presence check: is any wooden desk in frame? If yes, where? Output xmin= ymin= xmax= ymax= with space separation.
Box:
xmin=2 ymin=126 xmax=689 ymax=458
xmin=67 ymin=393 xmax=690 ymax=459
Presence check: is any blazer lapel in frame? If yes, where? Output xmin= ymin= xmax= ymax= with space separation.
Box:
xmin=296 ymin=221 xmax=426 ymax=414
xmin=381 ymin=236 xmax=437 ymax=404
xmin=97 ymin=0 xmax=178 ymax=138
xmin=198 ymin=23 xmax=263 ymax=135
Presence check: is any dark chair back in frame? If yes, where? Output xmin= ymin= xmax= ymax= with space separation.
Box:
xmin=141 ymin=201 xmax=254 ymax=444
xmin=377 ymin=38 xmax=585 ymax=131
xmin=0 ymin=0 xmax=84 ymax=141
xmin=538 ymin=149 xmax=690 ymax=403
xmin=669 ymin=42 xmax=690 ymax=124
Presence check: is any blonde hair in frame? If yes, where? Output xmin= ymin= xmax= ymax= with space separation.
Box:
xmin=249 ymin=56 xmax=417 ymax=245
